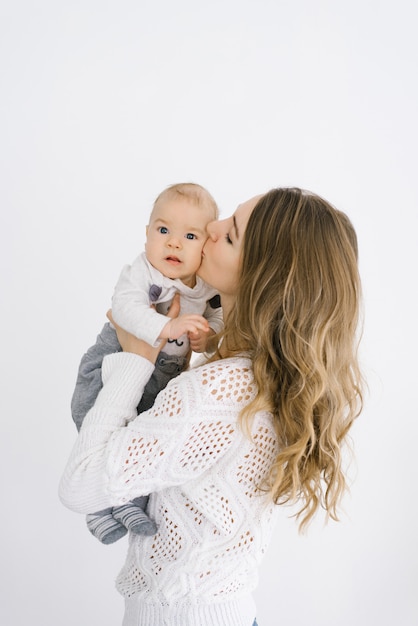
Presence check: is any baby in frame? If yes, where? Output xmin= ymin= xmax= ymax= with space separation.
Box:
xmin=71 ymin=183 xmax=222 ymax=544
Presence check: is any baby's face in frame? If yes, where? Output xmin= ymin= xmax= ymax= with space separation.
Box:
xmin=145 ymin=198 xmax=215 ymax=287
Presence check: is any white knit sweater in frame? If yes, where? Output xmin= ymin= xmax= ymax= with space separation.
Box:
xmin=59 ymin=352 xmax=279 ymax=626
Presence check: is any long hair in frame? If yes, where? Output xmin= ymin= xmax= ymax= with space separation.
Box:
xmin=218 ymin=188 xmax=364 ymax=530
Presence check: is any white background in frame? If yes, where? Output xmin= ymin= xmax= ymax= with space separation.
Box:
xmin=1 ymin=1 xmax=417 ymax=625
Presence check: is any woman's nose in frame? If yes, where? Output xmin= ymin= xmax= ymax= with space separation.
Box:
xmin=206 ymin=220 xmax=219 ymax=241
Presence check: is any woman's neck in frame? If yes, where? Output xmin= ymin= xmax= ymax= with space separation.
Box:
xmin=217 ymin=298 xmax=247 ymax=359
xmin=220 ymin=295 xmax=234 ymax=321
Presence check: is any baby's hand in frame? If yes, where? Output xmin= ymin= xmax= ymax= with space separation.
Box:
xmin=107 ymin=293 xmax=181 ymax=362
xmin=188 ymin=328 xmax=215 ymax=353
xmin=159 ymin=314 xmax=209 ymax=340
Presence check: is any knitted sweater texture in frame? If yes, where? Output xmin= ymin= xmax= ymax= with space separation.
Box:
xmin=59 ymin=352 xmax=279 ymax=626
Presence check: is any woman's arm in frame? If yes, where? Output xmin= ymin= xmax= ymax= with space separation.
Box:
xmin=60 ymin=298 xmax=189 ymax=513
xmin=59 ymin=352 xmax=239 ymax=514
xmin=60 ymin=350 xmax=156 ymax=513
xmin=59 ymin=306 xmax=244 ymax=516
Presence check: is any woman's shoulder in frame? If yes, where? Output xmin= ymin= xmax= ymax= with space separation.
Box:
xmin=179 ymin=356 xmax=256 ymax=406
xmin=190 ymin=354 xmax=252 ymax=375
xmin=193 ymin=355 xmax=253 ymax=377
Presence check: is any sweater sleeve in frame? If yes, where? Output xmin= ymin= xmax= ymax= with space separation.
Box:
xmin=60 ymin=352 xmax=154 ymax=513
xmin=59 ymin=352 xmax=237 ymax=515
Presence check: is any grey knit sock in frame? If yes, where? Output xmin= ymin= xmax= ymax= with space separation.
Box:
xmin=113 ymin=502 xmax=157 ymax=536
xmin=86 ymin=508 xmax=128 ymax=545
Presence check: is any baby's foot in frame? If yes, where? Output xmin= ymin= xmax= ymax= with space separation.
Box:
xmin=113 ymin=503 xmax=157 ymax=536
xmin=86 ymin=509 xmax=128 ymax=544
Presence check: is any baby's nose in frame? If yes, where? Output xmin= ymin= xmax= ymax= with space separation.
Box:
xmin=167 ymin=235 xmax=181 ymax=247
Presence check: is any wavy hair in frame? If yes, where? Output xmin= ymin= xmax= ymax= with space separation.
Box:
xmin=217 ymin=188 xmax=364 ymax=530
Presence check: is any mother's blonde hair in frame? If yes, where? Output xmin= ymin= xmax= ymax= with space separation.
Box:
xmin=217 ymin=188 xmax=364 ymax=530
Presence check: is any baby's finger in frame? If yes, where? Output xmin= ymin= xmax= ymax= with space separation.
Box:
xmin=190 ymin=323 xmax=209 ymax=333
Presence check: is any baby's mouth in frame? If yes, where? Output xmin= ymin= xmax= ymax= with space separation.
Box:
xmin=165 ymin=255 xmax=181 ymax=265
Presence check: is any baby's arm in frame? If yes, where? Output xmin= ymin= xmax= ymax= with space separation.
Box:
xmin=158 ymin=314 xmax=209 ymax=341
xmin=112 ymin=259 xmax=171 ymax=344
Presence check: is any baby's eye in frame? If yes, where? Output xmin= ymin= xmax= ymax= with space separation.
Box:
xmin=158 ymin=226 xmax=169 ymax=234
xmin=226 ymin=233 xmax=233 ymax=244
xmin=185 ymin=233 xmax=197 ymax=240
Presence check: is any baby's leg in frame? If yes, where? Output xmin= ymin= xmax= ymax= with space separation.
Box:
xmin=71 ymin=323 xmax=121 ymax=431
xmin=71 ymin=324 xmax=131 ymax=544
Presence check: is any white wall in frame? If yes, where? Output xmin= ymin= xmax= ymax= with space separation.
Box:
xmin=1 ymin=1 xmax=417 ymax=625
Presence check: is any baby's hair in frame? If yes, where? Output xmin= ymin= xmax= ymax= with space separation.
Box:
xmin=152 ymin=183 xmax=219 ymax=220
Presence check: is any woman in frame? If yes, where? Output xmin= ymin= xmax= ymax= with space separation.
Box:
xmin=59 ymin=188 xmax=363 ymax=626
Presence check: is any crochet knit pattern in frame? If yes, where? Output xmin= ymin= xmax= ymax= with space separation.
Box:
xmin=60 ymin=353 xmax=279 ymax=626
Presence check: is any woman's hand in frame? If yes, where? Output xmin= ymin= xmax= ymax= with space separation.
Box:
xmin=107 ymin=294 xmax=181 ymax=364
